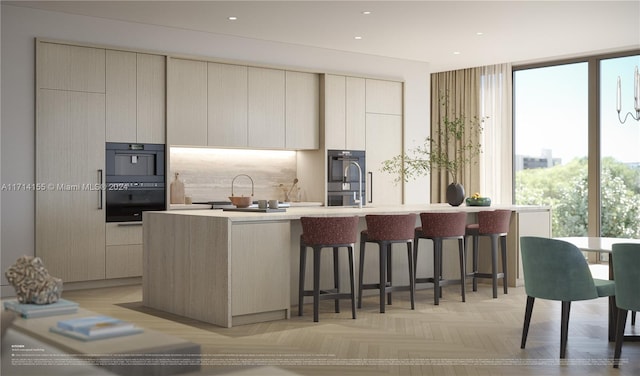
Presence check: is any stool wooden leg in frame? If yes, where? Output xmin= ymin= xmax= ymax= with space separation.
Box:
xmin=472 ymin=235 xmax=479 ymax=292
xmin=298 ymin=244 xmax=306 ymax=316
xmin=358 ymin=240 xmax=365 ymax=309
xmin=458 ymin=238 xmax=466 ymax=302
xmin=491 ymin=235 xmax=499 ymax=299
xmin=501 ymin=235 xmax=508 ymax=294
xmin=333 ymin=247 xmax=340 ymax=313
xmin=379 ymin=244 xmax=387 ymax=313
xmin=348 ymin=246 xmax=356 ymax=319
xmin=407 ymin=241 xmax=415 ymax=310
xmin=313 ymin=247 xmax=321 ymax=322
xmin=386 ymin=243 xmax=393 ymax=306
xmin=433 ymin=238 xmax=442 ymax=305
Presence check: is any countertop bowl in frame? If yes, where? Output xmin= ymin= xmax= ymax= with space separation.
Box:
xmin=229 ymin=196 xmax=252 ymax=208
xmin=465 ymin=197 xmax=491 ymax=207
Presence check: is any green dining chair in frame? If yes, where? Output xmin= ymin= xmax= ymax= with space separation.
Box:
xmin=612 ymin=243 xmax=640 ymax=368
xmin=519 ymin=236 xmax=616 ymax=359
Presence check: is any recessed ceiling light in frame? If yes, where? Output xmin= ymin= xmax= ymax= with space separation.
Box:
xmin=476 ymin=32 xmax=484 ymax=36
xmin=453 ymin=51 xmax=461 ymax=55
xmin=362 ymin=11 xmax=372 ymax=15
xmin=354 ymin=36 xmax=363 ymax=40
xmin=228 ymin=16 xmax=238 ymax=21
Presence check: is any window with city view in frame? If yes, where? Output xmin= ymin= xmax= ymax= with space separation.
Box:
xmin=514 ymin=53 xmax=640 ymax=239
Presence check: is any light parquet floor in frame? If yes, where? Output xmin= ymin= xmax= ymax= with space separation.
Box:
xmin=57 ymin=282 xmax=640 ymax=376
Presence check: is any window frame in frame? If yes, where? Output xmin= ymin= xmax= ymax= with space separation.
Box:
xmin=512 ymin=49 xmax=640 ymax=237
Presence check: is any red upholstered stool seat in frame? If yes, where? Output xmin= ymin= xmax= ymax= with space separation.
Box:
xmin=299 ymin=216 xmax=359 ymax=322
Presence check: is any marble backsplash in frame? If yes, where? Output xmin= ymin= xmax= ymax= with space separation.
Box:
xmin=169 ymin=147 xmax=302 ymax=203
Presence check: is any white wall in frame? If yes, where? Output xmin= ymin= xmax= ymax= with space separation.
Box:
xmin=0 ymin=5 xmax=430 ymax=294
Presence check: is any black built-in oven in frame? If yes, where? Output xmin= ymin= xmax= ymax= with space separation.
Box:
xmin=105 ymin=143 xmax=165 ymax=222
xmin=327 ymin=150 xmax=366 ymax=206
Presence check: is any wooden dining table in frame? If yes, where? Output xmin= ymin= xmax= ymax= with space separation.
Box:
xmin=554 ymin=237 xmax=640 ymax=342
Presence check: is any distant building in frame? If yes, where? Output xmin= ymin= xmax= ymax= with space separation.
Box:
xmin=515 ymin=149 xmax=562 ymax=171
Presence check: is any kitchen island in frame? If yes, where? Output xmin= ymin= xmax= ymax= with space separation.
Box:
xmin=143 ymin=204 xmax=550 ymax=328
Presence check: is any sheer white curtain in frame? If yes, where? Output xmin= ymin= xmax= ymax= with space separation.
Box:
xmin=430 ymin=63 xmax=512 ymax=204
xmin=479 ymin=63 xmax=512 ymax=204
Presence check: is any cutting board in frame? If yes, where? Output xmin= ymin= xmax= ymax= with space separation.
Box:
xmin=222 ymin=208 xmax=286 ymax=213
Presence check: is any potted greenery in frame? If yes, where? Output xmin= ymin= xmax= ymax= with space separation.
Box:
xmin=382 ymin=100 xmax=484 ymax=206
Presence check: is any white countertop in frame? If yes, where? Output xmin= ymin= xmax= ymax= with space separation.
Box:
xmin=151 ymin=203 xmax=550 ymax=222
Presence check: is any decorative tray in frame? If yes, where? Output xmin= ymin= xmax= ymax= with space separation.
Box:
xmin=465 ymin=197 xmax=492 ymax=206
xmin=222 ymin=208 xmax=286 ymax=213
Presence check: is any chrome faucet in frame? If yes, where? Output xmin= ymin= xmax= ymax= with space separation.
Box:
xmin=344 ymin=161 xmax=363 ymax=208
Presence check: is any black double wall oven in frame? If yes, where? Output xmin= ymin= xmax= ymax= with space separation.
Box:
xmin=327 ymin=150 xmax=366 ymax=206
xmin=105 ymin=143 xmax=165 ymax=222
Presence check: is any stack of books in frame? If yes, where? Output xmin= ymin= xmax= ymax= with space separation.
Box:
xmin=3 ymin=299 xmax=79 ymax=318
xmin=50 ymin=315 xmax=143 ymax=341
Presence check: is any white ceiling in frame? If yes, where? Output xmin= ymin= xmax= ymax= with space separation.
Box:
xmin=7 ymin=0 xmax=640 ymax=71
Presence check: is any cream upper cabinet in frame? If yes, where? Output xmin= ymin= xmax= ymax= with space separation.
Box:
xmin=365 ymin=79 xmax=403 ymax=115
xmin=345 ymin=77 xmax=366 ymax=150
xmin=106 ymin=50 xmax=137 ymax=141
xmin=106 ymin=51 xmax=166 ymax=144
xmin=38 ymin=42 xmax=105 ymax=93
xmin=365 ymin=113 xmax=403 ymax=206
xmin=248 ymin=67 xmax=286 ymax=148
xmin=323 ymin=74 xmax=347 ymax=150
xmin=323 ymin=74 xmax=365 ymax=150
xmin=285 ymin=71 xmax=319 ymax=149
xmin=208 ymin=62 xmax=248 ymax=147
xmin=136 ymin=53 xmax=166 ymax=144
xmin=167 ymin=58 xmax=208 ymax=146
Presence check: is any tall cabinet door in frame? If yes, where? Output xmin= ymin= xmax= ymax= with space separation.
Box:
xmin=365 ymin=113 xmax=403 ymax=205
xmin=36 ymin=90 xmax=106 ymax=282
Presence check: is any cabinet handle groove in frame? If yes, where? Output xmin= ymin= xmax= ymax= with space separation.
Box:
xmin=117 ymin=222 xmax=143 ymax=227
xmin=98 ymin=169 xmax=103 ymax=210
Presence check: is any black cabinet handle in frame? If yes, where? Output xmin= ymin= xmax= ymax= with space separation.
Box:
xmin=98 ymin=169 xmax=103 ymax=210
xmin=368 ymin=172 xmax=373 ymax=203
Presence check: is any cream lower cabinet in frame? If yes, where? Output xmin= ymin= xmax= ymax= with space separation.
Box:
xmin=365 ymin=113 xmax=403 ymax=205
xmin=231 ymin=221 xmax=290 ymax=323
xmin=105 ymin=223 xmax=143 ymax=278
xmin=36 ymin=89 xmax=106 ymax=282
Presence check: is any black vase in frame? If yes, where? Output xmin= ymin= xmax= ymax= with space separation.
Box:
xmin=446 ymin=183 xmax=465 ymax=206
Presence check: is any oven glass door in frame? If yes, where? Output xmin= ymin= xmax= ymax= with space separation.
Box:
xmin=106 ymin=187 xmax=165 ymax=222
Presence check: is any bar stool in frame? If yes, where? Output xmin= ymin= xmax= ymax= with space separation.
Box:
xmin=299 ymin=216 xmax=359 ymax=322
xmin=465 ymin=210 xmax=512 ymax=298
xmin=413 ymin=212 xmax=468 ymax=305
xmin=358 ymin=213 xmax=416 ymax=313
